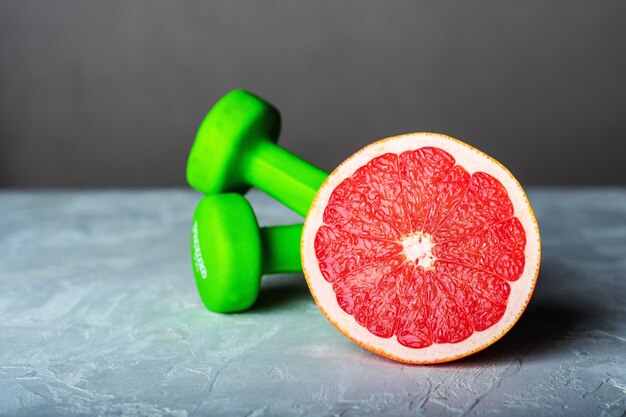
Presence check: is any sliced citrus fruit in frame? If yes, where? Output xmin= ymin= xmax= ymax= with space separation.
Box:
xmin=301 ymin=133 xmax=540 ymax=364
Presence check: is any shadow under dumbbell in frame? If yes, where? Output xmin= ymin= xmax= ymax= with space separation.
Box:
xmin=251 ymin=274 xmax=313 ymax=313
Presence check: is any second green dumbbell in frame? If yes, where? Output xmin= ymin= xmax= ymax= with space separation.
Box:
xmin=191 ymin=193 xmax=302 ymax=313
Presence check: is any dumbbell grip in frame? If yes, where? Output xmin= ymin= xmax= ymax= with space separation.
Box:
xmin=260 ymin=224 xmax=304 ymax=274
xmin=244 ymin=140 xmax=328 ymax=217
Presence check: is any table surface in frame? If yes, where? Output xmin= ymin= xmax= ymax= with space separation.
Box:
xmin=0 ymin=188 xmax=625 ymax=417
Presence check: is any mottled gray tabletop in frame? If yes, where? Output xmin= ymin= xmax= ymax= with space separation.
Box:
xmin=0 ymin=189 xmax=625 ymax=417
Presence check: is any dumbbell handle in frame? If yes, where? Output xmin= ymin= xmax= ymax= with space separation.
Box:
xmin=245 ymin=140 xmax=328 ymax=217
xmin=260 ymin=223 xmax=303 ymax=273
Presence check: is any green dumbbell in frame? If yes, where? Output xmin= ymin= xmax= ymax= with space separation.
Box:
xmin=186 ymin=89 xmax=328 ymax=217
xmin=191 ymin=193 xmax=302 ymax=313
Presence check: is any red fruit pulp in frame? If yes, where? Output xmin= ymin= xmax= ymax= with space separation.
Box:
xmin=313 ymin=147 xmax=526 ymax=348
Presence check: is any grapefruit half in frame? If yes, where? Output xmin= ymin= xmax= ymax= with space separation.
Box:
xmin=301 ymin=133 xmax=540 ymax=364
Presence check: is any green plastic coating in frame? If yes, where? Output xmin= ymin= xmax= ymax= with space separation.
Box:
xmin=186 ymin=89 xmax=328 ymax=218
xmin=191 ymin=193 xmax=303 ymax=313
xmin=186 ymin=90 xmax=330 ymax=313
xmin=245 ymin=140 xmax=327 ymax=217
xmin=260 ymin=224 xmax=303 ymax=274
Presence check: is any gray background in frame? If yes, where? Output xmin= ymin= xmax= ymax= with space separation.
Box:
xmin=1 ymin=0 xmax=625 ymax=187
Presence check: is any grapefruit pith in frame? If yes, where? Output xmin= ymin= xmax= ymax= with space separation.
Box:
xmin=301 ymin=133 xmax=540 ymax=364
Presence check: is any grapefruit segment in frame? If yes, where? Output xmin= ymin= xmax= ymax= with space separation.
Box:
xmin=314 ymin=226 xmax=403 ymax=282
xmin=421 ymin=165 xmax=471 ymax=235
xmin=350 ymin=154 xmax=412 ymax=236
xmin=323 ymin=178 xmax=400 ymax=240
xmin=434 ymin=262 xmax=510 ymax=332
xmin=399 ymin=148 xmax=456 ymax=233
xmin=434 ymin=217 xmax=526 ymax=281
xmin=352 ymin=270 xmax=399 ymax=338
xmin=434 ymin=172 xmax=515 ymax=243
xmin=333 ymin=259 xmax=404 ymax=315
xmin=426 ymin=271 xmax=474 ymax=344
xmin=302 ymin=133 xmax=541 ymax=364
xmin=395 ymin=267 xmax=432 ymax=349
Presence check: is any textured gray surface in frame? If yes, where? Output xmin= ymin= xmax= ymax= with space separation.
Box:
xmin=0 ymin=189 xmax=625 ymax=417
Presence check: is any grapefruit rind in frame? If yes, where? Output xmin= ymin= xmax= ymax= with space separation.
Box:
xmin=301 ymin=133 xmax=541 ymax=364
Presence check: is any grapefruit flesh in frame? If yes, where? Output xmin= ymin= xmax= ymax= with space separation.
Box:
xmin=301 ymin=133 xmax=540 ymax=364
